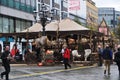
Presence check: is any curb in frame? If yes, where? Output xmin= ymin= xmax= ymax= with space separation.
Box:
xmin=10 ymin=64 xmax=37 ymax=67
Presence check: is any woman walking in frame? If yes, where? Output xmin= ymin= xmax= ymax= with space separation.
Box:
xmin=62 ymin=44 xmax=71 ymax=69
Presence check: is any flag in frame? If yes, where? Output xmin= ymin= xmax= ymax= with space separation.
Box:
xmin=68 ymin=0 xmax=80 ymax=11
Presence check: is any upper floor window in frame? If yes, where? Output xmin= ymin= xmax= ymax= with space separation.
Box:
xmin=63 ymin=1 xmax=67 ymax=8
xmin=31 ymin=0 xmax=35 ymax=7
xmin=15 ymin=0 xmax=20 ymax=9
xmin=8 ymin=0 xmax=14 ymax=8
xmin=21 ymin=0 xmax=25 ymax=3
xmin=14 ymin=0 xmax=19 ymax=1
xmin=54 ymin=0 xmax=60 ymax=4
xmin=3 ymin=17 xmax=9 ymax=33
xmin=26 ymin=0 xmax=30 ymax=5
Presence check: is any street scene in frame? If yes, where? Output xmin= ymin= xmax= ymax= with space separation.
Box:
xmin=0 ymin=0 xmax=120 ymax=80
xmin=0 ymin=64 xmax=119 ymax=80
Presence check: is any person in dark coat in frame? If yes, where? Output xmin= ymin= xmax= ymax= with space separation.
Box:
xmin=102 ymin=45 xmax=113 ymax=75
xmin=114 ymin=46 xmax=120 ymax=75
xmin=0 ymin=46 xmax=11 ymax=80
xmin=97 ymin=45 xmax=103 ymax=66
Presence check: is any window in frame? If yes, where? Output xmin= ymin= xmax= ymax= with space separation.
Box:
xmin=21 ymin=3 xmax=26 ymax=11
xmin=21 ymin=21 xmax=26 ymax=31
xmin=26 ymin=21 xmax=31 ymax=28
xmin=14 ymin=0 xmax=19 ymax=1
xmin=0 ymin=15 xmax=32 ymax=33
xmin=21 ymin=0 xmax=26 ymax=11
xmin=30 ymin=0 xmax=35 ymax=13
xmin=55 ymin=9 xmax=60 ymax=16
xmin=3 ymin=17 xmax=9 ymax=33
xmin=26 ymin=0 xmax=30 ymax=5
xmin=63 ymin=1 xmax=67 ymax=8
xmin=21 ymin=0 xmax=25 ymax=3
xmin=26 ymin=5 xmax=31 ymax=12
xmin=16 ymin=20 xmax=21 ymax=32
xmin=0 ymin=16 xmax=3 ymax=33
xmin=1 ymin=0 xmax=8 ymax=6
xmin=62 ymin=12 xmax=67 ymax=19
xmin=31 ymin=0 xmax=35 ymax=7
xmin=15 ymin=0 xmax=20 ymax=9
xmin=54 ymin=0 xmax=59 ymax=4
xmin=8 ymin=0 xmax=14 ymax=8
xmin=9 ymin=18 xmax=14 ymax=33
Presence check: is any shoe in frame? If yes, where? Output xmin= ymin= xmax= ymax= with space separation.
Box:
xmin=104 ymin=70 xmax=106 ymax=74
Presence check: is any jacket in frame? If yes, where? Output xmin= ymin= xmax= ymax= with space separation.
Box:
xmin=1 ymin=51 xmax=10 ymax=65
xmin=102 ymin=48 xmax=112 ymax=60
xmin=114 ymin=51 xmax=120 ymax=62
xmin=63 ymin=48 xmax=70 ymax=59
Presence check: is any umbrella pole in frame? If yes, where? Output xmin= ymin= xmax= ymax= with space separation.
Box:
xmin=90 ymin=30 xmax=92 ymax=49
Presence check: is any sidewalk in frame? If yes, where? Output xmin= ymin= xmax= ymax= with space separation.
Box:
xmin=0 ymin=60 xmax=98 ymax=80
xmin=10 ymin=60 xmax=98 ymax=66
xmin=9 ymin=63 xmax=97 ymax=79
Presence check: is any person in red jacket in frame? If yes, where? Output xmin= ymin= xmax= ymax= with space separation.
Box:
xmin=62 ymin=44 xmax=71 ymax=69
xmin=10 ymin=44 xmax=19 ymax=58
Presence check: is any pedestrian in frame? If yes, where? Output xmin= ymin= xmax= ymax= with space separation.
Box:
xmin=102 ymin=45 xmax=113 ymax=75
xmin=10 ymin=44 xmax=19 ymax=61
xmin=62 ymin=44 xmax=71 ymax=69
xmin=97 ymin=45 xmax=103 ymax=66
xmin=114 ymin=45 xmax=120 ymax=75
xmin=0 ymin=46 xmax=11 ymax=80
xmin=0 ymin=43 xmax=2 ymax=57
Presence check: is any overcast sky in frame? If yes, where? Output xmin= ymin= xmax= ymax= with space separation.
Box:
xmin=92 ymin=0 xmax=120 ymax=11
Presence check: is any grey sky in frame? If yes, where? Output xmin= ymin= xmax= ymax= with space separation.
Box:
xmin=92 ymin=0 xmax=120 ymax=11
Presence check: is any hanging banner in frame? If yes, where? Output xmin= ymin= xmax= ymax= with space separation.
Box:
xmin=68 ymin=0 xmax=80 ymax=11
xmin=99 ymin=28 xmax=108 ymax=35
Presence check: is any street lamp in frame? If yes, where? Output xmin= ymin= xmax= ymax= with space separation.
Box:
xmin=33 ymin=2 xmax=54 ymax=36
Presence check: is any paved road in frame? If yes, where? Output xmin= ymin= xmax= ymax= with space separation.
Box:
xmin=0 ymin=64 xmax=120 ymax=80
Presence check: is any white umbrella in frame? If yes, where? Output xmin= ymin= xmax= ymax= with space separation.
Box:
xmin=46 ymin=18 xmax=89 ymax=31
xmin=21 ymin=23 xmax=43 ymax=32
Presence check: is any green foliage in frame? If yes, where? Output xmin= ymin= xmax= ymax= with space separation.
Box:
xmin=74 ymin=17 xmax=81 ymax=25
xmin=86 ymin=25 xmax=95 ymax=31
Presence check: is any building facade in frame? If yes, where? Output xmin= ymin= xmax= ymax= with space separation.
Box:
xmin=86 ymin=0 xmax=98 ymax=30
xmin=0 ymin=0 xmax=35 ymax=33
xmin=98 ymin=8 xmax=120 ymax=31
xmin=0 ymin=0 xmax=69 ymax=34
xmin=69 ymin=0 xmax=98 ymax=31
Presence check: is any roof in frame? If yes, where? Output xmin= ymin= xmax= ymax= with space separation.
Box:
xmin=46 ymin=18 xmax=89 ymax=31
xmin=99 ymin=18 xmax=108 ymax=28
xmin=0 ymin=18 xmax=103 ymax=39
xmin=21 ymin=23 xmax=43 ymax=32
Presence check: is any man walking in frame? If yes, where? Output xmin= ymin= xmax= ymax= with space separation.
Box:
xmin=102 ymin=45 xmax=113 ymax=75
xmin=97 ymin=45 xmax=103 ymax=66
xmin=1 ymin=46 xmax=11 ymax=80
